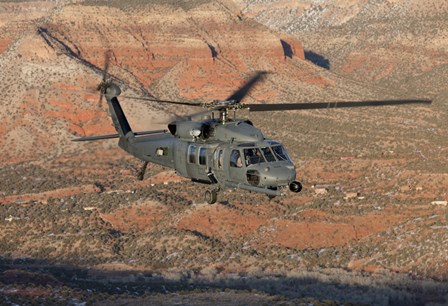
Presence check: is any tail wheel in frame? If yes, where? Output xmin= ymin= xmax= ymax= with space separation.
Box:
xmin=205 ymin=189 xmax=218 ymax=204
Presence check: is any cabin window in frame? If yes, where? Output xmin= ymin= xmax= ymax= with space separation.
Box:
xmin=213 ymin=150 xmax=218 ymax=168
xmin=214 ymin=149 xmax=224 ymax=169
xmin=230 ymin=150 xmax=243 ymax=168
xmin=156 ymin=147 xmax=168 ymax=156
xmin=199 ymin=147 xmax=206 ymax=165
xmin=188 ymin=145 xmax=197 ymax=164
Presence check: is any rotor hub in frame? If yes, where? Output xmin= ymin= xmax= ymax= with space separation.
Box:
xmin=207 ymin=99 xmax=243 ymax=110
xmin=98 ymin=82 xmax=121 ymax=98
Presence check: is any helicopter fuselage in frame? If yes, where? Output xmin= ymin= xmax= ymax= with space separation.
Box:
xmin=74 ymin=70 xmax=431 ymax=204
xmin=119 ymin=119 xmax=301 ymax=200
xmin=73 ymin=83 xmax=302 ymax=203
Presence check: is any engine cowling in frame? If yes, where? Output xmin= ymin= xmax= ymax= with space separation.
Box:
xmin=168 ymin=121 xmax=213 ymax=140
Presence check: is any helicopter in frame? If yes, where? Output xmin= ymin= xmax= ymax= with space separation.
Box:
xmin=73 ymin=62 xmax=432 ymax=204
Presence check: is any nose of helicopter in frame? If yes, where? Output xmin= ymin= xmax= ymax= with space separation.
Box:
xmin=259 ymin=164 xmax=296 ymax=187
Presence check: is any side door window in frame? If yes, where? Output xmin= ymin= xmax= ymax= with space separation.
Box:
xmin=214 ymin=149 xmax=224 ymax=170
xmin=198 ymin=147 xmax=207 ymax=166
xmin=188 ymin=145 xmax=197 ymax=164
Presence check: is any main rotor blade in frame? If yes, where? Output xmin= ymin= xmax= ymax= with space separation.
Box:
xmin=245 ymin=99 xmax=432 ymax=112
xmin=226 ymin=71 xmax=268 ymax=102
xmin=122 ymin=95 xmax=203 ymax=107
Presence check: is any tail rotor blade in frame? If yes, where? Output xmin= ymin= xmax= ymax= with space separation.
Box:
xmin=96 ymin=50 xmax=112 ymax=108
xmin=102 ymin=50 xmax=111 ymax=82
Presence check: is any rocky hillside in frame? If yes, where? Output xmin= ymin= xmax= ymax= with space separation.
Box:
xmin=0 ymin=1 xmax=447 ymax=305
xmin=0 ymin=0 xmax=405 ymax=163
xmin=236 ymin=0 xmax=448 ymax=97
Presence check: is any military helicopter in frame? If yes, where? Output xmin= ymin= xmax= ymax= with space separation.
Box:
xmin=73 ymin=59 xmax=432 ymax=204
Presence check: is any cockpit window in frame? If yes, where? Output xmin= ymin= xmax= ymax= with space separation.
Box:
xmin=244 ymin=148 xmax=265 ymax=166
xmin=272 ymin=145 xmax=290 ymax=161
xmin=267 ymin=140 xmax=280 ymax=146
xmin=238 ymin=143 xmax=256 ymax=147
xmin=261 ymin=147 xmax=276 ymax=162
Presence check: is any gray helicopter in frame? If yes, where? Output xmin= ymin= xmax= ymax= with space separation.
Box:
xmin=73 ymin=68 xmax=431 ymax=204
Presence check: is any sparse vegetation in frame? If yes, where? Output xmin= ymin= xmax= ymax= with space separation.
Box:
xmin=0 ymin=0 xmax=447 ymax=304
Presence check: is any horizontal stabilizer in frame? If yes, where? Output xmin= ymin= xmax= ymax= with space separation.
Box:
xmin=72 ymin=129 xmax=168 ymax=142
xmin=72 ymin=133 xmax=119 ymax=142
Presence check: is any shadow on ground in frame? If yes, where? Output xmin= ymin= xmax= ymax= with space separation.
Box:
xmin=305 ymin=50 xmax=330 ymax=70
xmin=0 ymin=257 xmax=446 ymax=306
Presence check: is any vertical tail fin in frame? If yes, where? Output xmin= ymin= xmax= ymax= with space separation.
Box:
xmin=103 ymin=84 xmax=133 ymax=137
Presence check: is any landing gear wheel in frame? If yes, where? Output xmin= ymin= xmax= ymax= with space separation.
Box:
xmin=205 ymin=189 xmax=218 ymax=204
xmin=267 ymin=187 xmax=277 ymax=200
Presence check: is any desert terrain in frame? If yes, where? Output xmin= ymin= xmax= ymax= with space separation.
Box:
xmin=0 ymin=0 xmax=447 ymax=305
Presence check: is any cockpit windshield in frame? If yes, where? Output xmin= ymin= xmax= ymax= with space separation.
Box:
xmin=261 ymin=147 xmax=276 ymax=162
xmin=241 ymin=144 xmax=291 ymax=165
xmin=243 ymin=148 xmax=265 ymax=166
xmin=272 ymin=145 xmax=290 ymax=161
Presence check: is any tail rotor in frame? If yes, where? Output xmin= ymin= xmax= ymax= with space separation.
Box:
xmin=96 ymin=50 xmax=112 ymax=108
